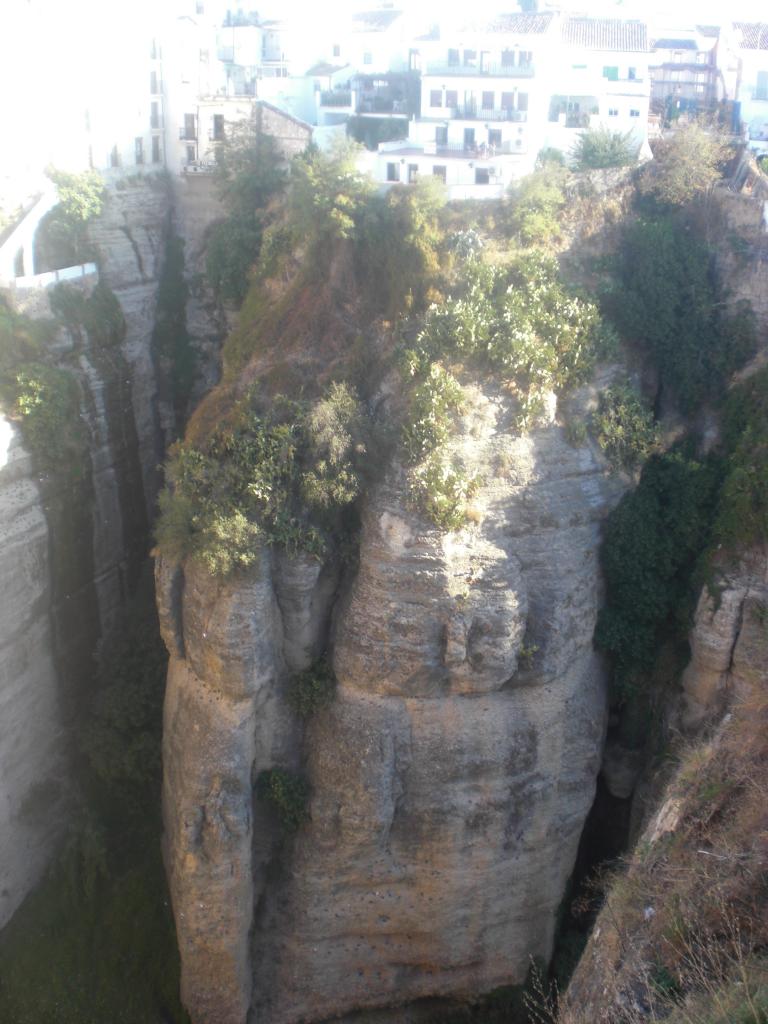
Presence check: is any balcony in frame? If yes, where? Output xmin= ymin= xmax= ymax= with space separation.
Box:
xmin=449 ymin=105 xmax=527 ymax=122
xmin=425 ymin=61 xmax=534 ymax=78
xmin=357 ymin=96 xmax=409 ymax=115
xmin=320 ymin=90 xmax=352 ymax=107
xmin=429 ymin=140 xmax=525 ymax=156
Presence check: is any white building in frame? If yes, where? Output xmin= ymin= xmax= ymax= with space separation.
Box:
xmin=545 ymin=17 xmax=650 ymax=158
xmin=733 ymin=23 xmax=768 ymax=147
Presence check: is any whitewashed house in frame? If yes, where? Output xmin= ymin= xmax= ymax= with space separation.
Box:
xmin=373 ymin=12 xmax=560 ymax=199
xmin=545 ymin=17 xmax=651 ymax=159
xmin=648 ymin=26 xmax=722 ymax=119
xmin=733 ymin=23 xmax=768 ymax=147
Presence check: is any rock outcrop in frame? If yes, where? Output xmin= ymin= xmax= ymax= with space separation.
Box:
xmin=159 ymin=379 xmax=626 ymax=1023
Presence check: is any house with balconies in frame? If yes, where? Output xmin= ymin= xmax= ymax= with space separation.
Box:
xmin=733 ymin=23 xmax=768 ymax=148
xmin=372 ymin=12 xmax=559 ymax=198
xmin=648 ymin=26 xmax=723 ymax=123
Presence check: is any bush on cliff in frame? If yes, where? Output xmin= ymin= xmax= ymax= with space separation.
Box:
xmin=257 ymin=768 xmax=310 ymax=831
xmin=287 ymin=658 xmax=336 ymax=717
xmin=156 ymin=383 xmax=369 ymax=574
xmin=591 ymin=381 xmax=660 ymax=472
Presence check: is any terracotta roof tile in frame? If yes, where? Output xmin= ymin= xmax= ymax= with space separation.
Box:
xmin=564 ymin=17 xmax=648 ymax=52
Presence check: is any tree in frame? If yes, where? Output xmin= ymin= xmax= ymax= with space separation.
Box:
xmin=571 ymin=127 xmax=637 ymax=170
xmin=637 ymin=124 xmax=729 ymax=207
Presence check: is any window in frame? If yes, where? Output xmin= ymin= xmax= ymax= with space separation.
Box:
xmin=386 ymin=162 xmax=400 ymax=182
xmin=213 ymin=114 xmax=225 ymax=140
xmin=475 ymin=168 xmax=490 ymax=184
xmin=446 ymin=89 xmax=458 ymax=108
xmin=603 ymin=66 xmax=619 ymax=81
xmin=488 ymin=128 xmax=501 ymax=147
xmin=135 ymin=137 xmax=144 ymax=164
xmin=463 ymin=49 xmax=477 ymax=67
xmin=628 ymin=67 xmax=636 ymax=80
xmin=433 ymin=165 xmax=447 ymax=182
xmin=184 ymin=113 xmax=196 ymax=139
xmin=448 ymin=47 xmax=460 ymax=66
xmin=150 ymin=38 xmax=158 ymax=59
xmin=186 ymin=144 xmax=196 ymax=163
xmin=463 ymin=127 xmax=475 ymax=149
xmin=519 ymin=50 xmax=532 ymax=67
xmin=757 ymin=71 xmax=768 ymax=101
xmin=481 ymin=91 xmax=494 ymax=110
xmin=150 ymin=70 xmax=158 ymax=93
xmin=151 ymin=135 xmax=161 ymax=163
xmin=110 ymin=145 xmax=120 ymax=168
xmin=501 ymin=91 xmax=514 ymax=110
xmin=501 ymin=49 xmax=515 ymax=67
xmin=435 ymin=126 xmax=448 ymax=145
xmin=608 ymin=107 xmax=619 ymax=117
xmin=150 ymin=102 xmax=160 ymax=129
xmin=430 ymin=89 xmax=442 ymax=107
xmin=333 ymin=43 xmax=341 ymax=57
xmin=363 ymin=51 xmax=372 ymax=65
xmin=407 ymin=163 xmax=418 ymax=183
xmin=517 ymin=92 xmax=528 ymax=112
xmin=630 ymin=108 xmax=640 ymax=117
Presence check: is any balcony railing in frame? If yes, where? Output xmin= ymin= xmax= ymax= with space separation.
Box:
xmin=320 ymin=90 xmax=352 ymax=107
xmin=357 ymin=97 xmax=409 ymax=114
xmin=179 ymin=127 xmax=197 ymax=140
xmin=429 ymin=140 xmax=525 ymax=156
xmin=449 ymin=105 xmax=527 ymax=122
xmin=425 ymin=61 xmax=534 ymax=78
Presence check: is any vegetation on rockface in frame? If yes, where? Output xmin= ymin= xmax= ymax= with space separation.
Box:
xmin=49 ymin=280 xmax=125 ymax=350
xmin=257 ymin=768 xmax=310 ymax=832
xmin=152 ymin=230 xmax=195 ymax=424
xmin=571 ymin=128 xmax=638 ymax=171
xmin=206 ymin=127 xmax=286 ymax=303
xmin=157 ymin=382 xmax=369 ymax=575
xmin=637 ymin=125 xmax=730 ymax=208
xmin=287 ymin=657 xmax=337 ymax=718
xmin=36 ymin=168 xmax=105 ymax=270
xmin=591 ymin=381 xmax=660 ymax=472
xmin=0 ymin=584 xmax=187 ymax=1024
xmin=506 ymin=165 xmax=567 ymax=245
xmin=611 ymin=217 xmax=756 ymax=414
xmin=595 ymin=447 xmax=722 ymax=698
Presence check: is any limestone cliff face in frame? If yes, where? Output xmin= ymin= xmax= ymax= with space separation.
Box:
xmin=159 ymin=379 xmax=626 ymax=1024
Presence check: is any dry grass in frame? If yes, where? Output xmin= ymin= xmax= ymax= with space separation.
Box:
xmin=551 ymin=683 xmax=768 ymax=1024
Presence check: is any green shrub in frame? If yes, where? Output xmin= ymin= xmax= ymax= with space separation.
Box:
xmin=257 ymin=768 xmax=310 ymax=831
xmin=592 ymin=381 xmax=660 ymax=471
xmin=11 ymin=363 xmax=84 ymax=466
xmin=638 ymin=125 xmax=729 ymax=207
xmin=613 ymin=219 xmax=756 ymax=414
xmin=572 ymin=128 xmax=638 ymax=170
xmin=39 ymin=167 xmax=106 ymax=266
xmin=50 ymin=281 xmax=125 ymax=349
xmin=401 ymin=362 xmax=464 ymax=463
xmin=595 ymin=447 xmax=721 ymax=696
xmin=408 ymin=452 xmax=478 ymax=531
xmin=287 ymin=658 xmax=336 ymax=717
xmin=156 ymin=385 xmax=369 ymax=574
xmin=507 ymin=166 xmax=566 ymax=244
xmin=46 ymin=167 xmax=106 ymax=223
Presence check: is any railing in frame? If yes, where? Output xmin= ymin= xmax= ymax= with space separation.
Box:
xmin=426 ymin=61 xmax=534 ymax=78
xmin=429 ymin=141 xmax=524 ymax=156
xmin=449 ymin=105 xmax=527 ymax=122
xmin=357 ymin=97 xmax=409 ymax=114
xmin=320 ymin=90 xmax=352 ymax=107
xmin=179 ymin=127 xmax=197 ymax=140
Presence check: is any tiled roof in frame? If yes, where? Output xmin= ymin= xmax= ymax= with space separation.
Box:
xmin=486 ymin=12 xmax=555 ymax=35
xmin=352 ymin=10 xmax=402 ymax=33
xmin=651 ymin=38 xmax=698 ymax=50
xmin=564 ymin=17 xmax=648 ymax=52
xmin=734 ymin=22 xmax=768 ymax=50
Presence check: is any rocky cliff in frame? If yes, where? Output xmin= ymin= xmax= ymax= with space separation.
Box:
xmin=158 ymin=372 xmax=626 ymax=1023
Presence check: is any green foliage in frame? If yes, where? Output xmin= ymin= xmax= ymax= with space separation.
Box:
xmin=506 ymin=166 xmax=566 ymax=244
xmin=713 ymin=367 xmax=768 ymax=551
xmin=46 ymin=167 xmax=106 ymax=223
xmin=592 ymin=380 xmax=660 ymax=471
xmin=408 ymin=452 xmax=479 ymax=531
xmin=257 ymin=768 xmax=310 ymax=831
xmin=357 ymin=176 xmax=446 ymax=320
xmin=206 ymin=128 xmax=286 ymax=302
xmin=402 ymin=362 xmax=464 ymax=463
xmin=157 ymin=385 xmax=368 ymax=574
xmin=595 ymin=448 xmax=721 ymax=696
xmin=287 ymin=657 xmax=336 ymax=717
xmin=572 ymin=127 xmax=638 ymax=170
xmin=9 ymin=362 xmax=84 ymax=467
xmin=613 ymin=218 xmax=756 ymax=414
xmin=286 ymin=139 xmax=374 ymax=251
xmin=0 ymin=296 xmax=53 ymax=377
xmin=152 ymin=233 xmax=195 ymax=421
xmin=347 ymin=115 xmax=408 ymax=151
xmin=638 ymin=125 xmax=729 ymax=207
